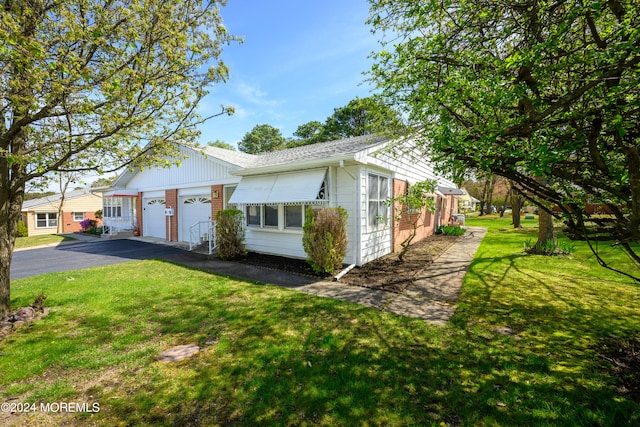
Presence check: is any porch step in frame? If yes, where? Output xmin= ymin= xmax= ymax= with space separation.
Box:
xmin=101 ymin=231 xmax=134 ymax=239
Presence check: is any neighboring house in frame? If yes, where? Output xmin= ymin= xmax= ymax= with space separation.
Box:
xmin=20 ymin=189 xmax=103 ymax=236
xmin=101 ymin=135 xmax=461 ymax=265
xmin=458 ymin=188 xmax=481 ymax=212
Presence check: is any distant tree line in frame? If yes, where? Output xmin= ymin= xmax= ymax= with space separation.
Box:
xmin=208 ymin=96 xmax=405 ymax=154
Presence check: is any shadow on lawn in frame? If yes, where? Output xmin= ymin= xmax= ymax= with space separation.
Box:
xmin=91 ymin=260 xmax=639 ymax=426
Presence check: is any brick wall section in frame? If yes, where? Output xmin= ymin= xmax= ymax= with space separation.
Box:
xmin=165 ymin=189 xmax=178 ymax=241
xmin=61 ymin=211 xmax=97 ymax=233
xmin=136 ymin=193 xmax=143 ymax=234
xmin=211 ymin=184 xmax=224 ymax=220
xmin=391 ymin=178 xmax=436 ymax=253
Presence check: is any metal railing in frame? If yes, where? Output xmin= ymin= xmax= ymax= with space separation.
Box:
xmin=102 ymin=216 xmax=135 ymax=236
xmin=189 ymin=220 xmax=216 ymax=254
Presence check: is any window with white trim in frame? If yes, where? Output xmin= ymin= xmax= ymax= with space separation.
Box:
xmin=246 ymin=204 xmax=309 ymax=229
xmin=264 ymin=205 xmax=278 ymax=227
xmin=36 ymin=212 xmax=58 ymax=228
xmin=73 ymin=212 xmax=84 ymax=222
xmin=285 ymin=205 xmax=304 ymax=228
xmin=246 ymin=205 xmax=261 ymax=226
xmin=368 ymin=173 xmax=389 ymax=227
xmin=224 ymin=186 xmax=237 ymax=210
xmin=104 ymin=197 xmax=123 ymax=217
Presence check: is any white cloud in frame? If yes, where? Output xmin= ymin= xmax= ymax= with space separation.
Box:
xmin=232 ymin=81 xmax=284 ymax=108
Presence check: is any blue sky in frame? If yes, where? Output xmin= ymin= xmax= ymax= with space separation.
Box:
xmin=196 ymin=0 xmax=380 ymax=147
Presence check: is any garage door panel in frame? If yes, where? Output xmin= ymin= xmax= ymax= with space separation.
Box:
xmin=179 ymin=196 xmax=212 ymax=242
xmin=143 ymin=198 xmax=166 ymax=239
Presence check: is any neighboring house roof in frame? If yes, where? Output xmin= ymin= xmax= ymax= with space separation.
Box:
xmin=437 ymin=186 xmax=465 ymax=196
xmin=21 ymin=188 xmax=100 ymax=211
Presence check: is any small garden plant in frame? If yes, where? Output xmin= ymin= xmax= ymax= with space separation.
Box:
xmin=215 ymin=209 xmax=246 ymax=259
xmin=437 ymin=225 xmax=466 ymax=236
xmin=303 ymin=207 xmax=348 ymax=274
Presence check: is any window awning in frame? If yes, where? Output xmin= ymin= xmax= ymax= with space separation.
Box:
xmin=437 ymin=186 xmax=465 ymax=196
xmin=103 ymin=189 xmax=139 ymax=197
xmin=229 ymin=168 xmax=327 ymax=206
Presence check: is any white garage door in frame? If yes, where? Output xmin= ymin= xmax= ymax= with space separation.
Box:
xmin=179 ymin=196 xmax=212 ymax=242
xmin=143 ymin=198 xmax=166 ymax=239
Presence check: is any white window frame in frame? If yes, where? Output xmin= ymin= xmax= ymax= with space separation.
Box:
xmin=36 ymin=212 xmax=58 ymax=229
xmin=284 ymin=205 xmax=304 ymax=229
xmin=104 ymin=197 xmax=123 ymax=218
xmin=224 ymin=185 xmax=237 ymax=210
xmin=368 ymin=173 xmax=390 ymax=228
xmin=73 ymin=212 xmax=84 ymax=222
xmin=246 ymin=203 xmax=308 ymax=230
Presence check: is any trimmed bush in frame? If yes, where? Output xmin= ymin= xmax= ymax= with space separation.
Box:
xmin=215 ymin=209 xmax=245 ymax=259
xmin=17 ymin=220 xmax=28 ymax=237
xmin=303 ymin=207 xmax=348 ymax=274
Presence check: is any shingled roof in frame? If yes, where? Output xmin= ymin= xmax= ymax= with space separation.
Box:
xmin=200 ymin=134 xmax=388 ymax=170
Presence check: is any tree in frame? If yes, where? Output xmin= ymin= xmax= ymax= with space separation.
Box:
xmin=238 ymin=124 xmax=287 ymax=154
xmin=207 ymin=140 xmax=236 ymax=151
xmin=368 ymin=0 xmax=640 ymax=281
xmin=0 ymin=0 xmax=236 ymax=317
xmin=386 ymin=180 xmax=437 ymax=262
xmin=289 ymin=120 xmax=325 ymax=147
xmin=321 ymin=96 xmax=405 ymax=141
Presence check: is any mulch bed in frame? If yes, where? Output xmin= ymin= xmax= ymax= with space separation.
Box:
xmin=337 ymin=234 xmax=460 ymax=293
xmin=234 ymin=234 xmax=460 ymax=294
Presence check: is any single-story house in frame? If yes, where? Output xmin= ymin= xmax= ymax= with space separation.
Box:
xmin=457 ymin=188 xmax=481 ymax=212
xmin=21 ymin=189 xmax=103 ymax=236
xmin=101 ymin=135 xmax=461 ymax=265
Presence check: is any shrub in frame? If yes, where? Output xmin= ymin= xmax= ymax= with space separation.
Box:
xmin=215 ymin=209 xmax=245 ymax=259
xmin=17 ymin=220 xmax=28 ymax=237
xmin=79 ymin=218 xmax=96 ymax=232
xmin=524 ymin=238 xmax=575 ymax=255
xmin=303 ymin=207 xmax=348 ymax=274
xmin=438 ymin=225 xmax=466 ymax=236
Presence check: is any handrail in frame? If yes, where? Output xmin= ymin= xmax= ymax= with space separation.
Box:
xmin=102 ymin=216 xmax=135 ymax=236
xmin=189 ymin=220 xmax=217 ymax=254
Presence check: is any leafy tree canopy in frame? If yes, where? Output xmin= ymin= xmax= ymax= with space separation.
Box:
xmin=289 ymin=96 xmax=406 ymax=147
xmin=207 ymin=140 xmax=236 ymax=151
xmin=238 ymin=124 xmax=287 ymax=154
xmin=368 ymin=0 xmax=640 ymax=280
xmin=322 ymin=96 xmax=405 ymax=141
xmin=0 ymin=0 xmax=237 ymax=316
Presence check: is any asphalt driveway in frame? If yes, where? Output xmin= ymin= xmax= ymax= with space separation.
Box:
xmin=11 ymin=239 xmax=186 ymax=280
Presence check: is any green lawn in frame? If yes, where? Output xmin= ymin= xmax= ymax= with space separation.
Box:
xmin=2 ymin=217 xmax=639 ymax=426
xmin=14 ymin=234 xmax=75 ymax=250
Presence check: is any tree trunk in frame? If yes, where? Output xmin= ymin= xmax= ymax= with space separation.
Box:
xmin=0 ymin=178 xmax=24 ymax=318
xmin=511 ymin=185 xmax=523 ymax=228
xmin=534 ymin=207 xmax=556 ymax=248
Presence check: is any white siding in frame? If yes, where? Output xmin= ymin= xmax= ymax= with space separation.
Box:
xmin=244 ymin=229 xmax=306 ymax=259
xmin=127 ymin=146 xmax=236 ymax=190
xmin=335 ymin=166 xmax=358 ymax=265
xmin=366 ymin=147 xmax=457 ymax=188
xmin=357 ymin=166 xmax=393 ymax=265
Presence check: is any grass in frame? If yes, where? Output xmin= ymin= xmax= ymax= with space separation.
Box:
xmin=14 ymin=234 xmax=75 ymax=250
xmin=1 ymin=216 xmax=639 ymax=426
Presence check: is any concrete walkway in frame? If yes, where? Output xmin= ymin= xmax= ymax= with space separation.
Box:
xmin=164 ymin=226 xmax=487 ymax=325
xmin=295 ymin=227 xmax=487 ymax=325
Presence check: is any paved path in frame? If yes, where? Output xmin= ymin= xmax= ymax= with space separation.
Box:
xmin=11 ymin=237 xmax=185 ymax=279
xmin=293 ymin=227 xmax=487 ymax=324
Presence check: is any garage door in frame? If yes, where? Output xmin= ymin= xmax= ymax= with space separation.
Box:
xmin=179 ymin=196 xmax=212 ymax=242
xmin=143 ymin=198 xmax=166 ymax=239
